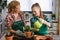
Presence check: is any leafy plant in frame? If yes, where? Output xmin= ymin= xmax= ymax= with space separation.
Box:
xmin=0 ymin=9 xmax=2 ymax=13
xmin=0 ymin=0 xmax=2 ymax=4
xmin=23 ymin=25 xmax=39 ymax=32
xmin=6 ymin=27 xmax=11 ymax=36
xmin=25 ymin=13 xmax=29 ymax=16
xmin=24 ymin=25 xmax=31 ymax=32
xmin=51 ymin=14 xmax=56 ymax=17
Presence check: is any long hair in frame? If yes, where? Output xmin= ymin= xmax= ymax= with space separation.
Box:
xmin=8 ymin=1 xmax=20 ymax=13
xmin=31 ymin=3 xmax=44 ymax=19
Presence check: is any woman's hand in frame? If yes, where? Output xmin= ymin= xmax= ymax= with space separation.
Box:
xmin=15 ymin=30 xmax=25 ymax=36
xmin=10 ymin=29 xmax=16 ymax=33
xmin=8 ymin=26 xmax=16 ymax=33
xmin=37 ymin=17 xmax=51 ymax=27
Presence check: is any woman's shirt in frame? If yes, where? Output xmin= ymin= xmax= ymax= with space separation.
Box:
xmin=5 ymin=12 xmax=26 ymax=27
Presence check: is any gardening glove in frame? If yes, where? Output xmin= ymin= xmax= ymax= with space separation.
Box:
xmin=15 ymin=30 xmax=25 ymax=36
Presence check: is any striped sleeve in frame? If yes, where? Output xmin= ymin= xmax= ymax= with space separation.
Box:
xmin=20 ymin=12 xmax=27 ymax=26
xmin=5 ymin=14 xmax=13 ymax=27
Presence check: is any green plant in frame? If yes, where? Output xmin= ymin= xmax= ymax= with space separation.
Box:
xmin=25 ymin=14 xmax=29 ymax=16
xmin=23 ymin=25 xmax=39 ymax=32
xmin=4 ymin=1 xmax=7 ymax=6
xmin=6 ymin=27 xmax=11 ymax=36
xmin=24 ymin=25 xmax=31 ymax=32
xmin=51 ymin=14 xmax=56 ymax=17
xmin=0 ymin=9 xmax=2 ymax=13
xmin=0 ymin=0 xmax=2 ymax=4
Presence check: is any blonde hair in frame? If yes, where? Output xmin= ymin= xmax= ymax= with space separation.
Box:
xmin=31 ymin=3 xmax=44 ymax=19
xmin=8 ymin=1 xmax=20 ymax=13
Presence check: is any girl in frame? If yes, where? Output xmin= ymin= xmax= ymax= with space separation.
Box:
xmin=5 ymin=1 xmax=26 ymax=38
xmin=30 ymin=3 xmax=51 ymax=35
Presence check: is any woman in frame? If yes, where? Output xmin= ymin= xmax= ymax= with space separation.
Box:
xmin=30 ymin=3 xmax=51 ymax=35
xmin=5 ymin=1 xmax=26 ymax=38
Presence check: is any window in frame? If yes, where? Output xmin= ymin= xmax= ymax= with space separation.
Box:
xmin=30 ymin=0 xmax=52 ymax=11
xmin=7 ymin=0 xmax=52 ymax=11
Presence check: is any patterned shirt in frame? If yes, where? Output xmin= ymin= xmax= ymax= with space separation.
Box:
xmin=5 ymin=11 xmax=26 ymax=27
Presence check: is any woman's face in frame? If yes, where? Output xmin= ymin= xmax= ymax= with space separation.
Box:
xmin=12 ymin=5 xmax=20 ymax=13
xmin=32 ymin=6 xmax=41 ymax=17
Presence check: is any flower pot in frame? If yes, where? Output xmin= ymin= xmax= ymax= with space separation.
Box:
xmin=26 ymin=16 xmax=29 ymax=19
xmin=24 ymin=31 xmax=32 ymax=38
xmin=52 ymin=16 xmax=56 ymax=20
xmin=5 ymin=35 xmax=13 ymax=40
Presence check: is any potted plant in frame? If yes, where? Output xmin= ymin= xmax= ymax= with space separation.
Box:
xmin=0 ymin=9 xmax=2 ymax=13
xmin=51 ymin=13 xmax=56 ymax=20
xmin=0 ymin=0 xmax=2 ymax=4
xmin=5 ymin=27 xmax=13 ymax=40
xmin=25 ymin=13 xmax=29 ymax=19
xmin=24 ymin=25 xmax=32 ymax=38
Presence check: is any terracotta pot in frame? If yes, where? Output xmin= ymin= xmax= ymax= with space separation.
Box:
xmin=34 ymin=35 xmax=47 ymax=40
xmin=46 ymin=36 xmax=53 ymax=40
xmin=5 ymin=35 xmax=13 ymax=40
xmin=24 ymin=31 xmax=32 ymax=38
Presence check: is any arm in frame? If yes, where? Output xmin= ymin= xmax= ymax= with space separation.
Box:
xmin=43 ymin=20 xmax=51 ymax=27
xmin=20 ymin=12 xmax=27 ymax=26
xmin=5 ymin=15 xmax=15 ymax=33
xmin=38 ymin=18 xmax=51 ymax=28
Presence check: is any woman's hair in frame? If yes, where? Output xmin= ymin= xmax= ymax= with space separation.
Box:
xmin=31 ymin=3 xmax=44 ymax=19
xmin=8 ymin=1 xmax=20 ymax=13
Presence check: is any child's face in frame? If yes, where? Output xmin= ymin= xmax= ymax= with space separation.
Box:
xmin=32 ymin=6 xmax=40 ymax=17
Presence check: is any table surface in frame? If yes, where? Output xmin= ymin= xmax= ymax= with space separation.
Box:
xmin=1 ymin=34 xmax=60 ymax=40
xmin=0 ymin=34 xmax=34 ymax=40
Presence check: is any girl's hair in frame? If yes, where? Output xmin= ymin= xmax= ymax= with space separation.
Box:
xmin=8 ymin=1 xmax=20 ymax=13
xmin=31 ymin=3 xmax=44 ymax=19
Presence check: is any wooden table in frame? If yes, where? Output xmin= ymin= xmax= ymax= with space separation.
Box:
xmin=13 ymin=36 xmax=34 ymax=40
xmin=0 ymin=34 xmax=53 ymax=40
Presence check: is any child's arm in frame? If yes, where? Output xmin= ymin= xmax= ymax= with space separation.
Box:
xmin=38 ymin=18 xmax=51 ymax=28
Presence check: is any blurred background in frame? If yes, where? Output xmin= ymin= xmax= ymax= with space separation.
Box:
xmin=0 ymin=0 xmax=60 ymax=40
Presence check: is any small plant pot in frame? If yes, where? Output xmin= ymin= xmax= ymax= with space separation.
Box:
xmin=5 ymin=35 xmax=13 ymax=40
xmin=52 ymin=17 xmax=56 ymax=20
xmin=26 ymin=16 xmax=29 ymax=19
xmin=24 ymin=31 xmax=32 ymax=38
